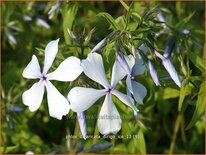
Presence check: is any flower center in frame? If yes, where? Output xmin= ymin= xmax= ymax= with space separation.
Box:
xmin=42 ymin=75 xmax=47 ymax=81
xmin=107 ymin=86 xmax=114 ymax=92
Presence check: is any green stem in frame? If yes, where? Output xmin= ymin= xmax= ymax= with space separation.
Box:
xmin=168 ymin=100 xmax=188 ymax=154
xmin=168 ymin=112 xmax=183 ymax=154
xmin=80 ymin=45 xmax=84 ymax=59
xmin=180 ymin=116 xmax=187 ymax=149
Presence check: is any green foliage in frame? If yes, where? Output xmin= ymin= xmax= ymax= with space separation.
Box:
xmin=97 ymin=12 xmax=120 ymax=30
xmin=1 ymin=1 xmax=205 ymax=154
xmin=187 ymin=82 xmax=205 ymax=130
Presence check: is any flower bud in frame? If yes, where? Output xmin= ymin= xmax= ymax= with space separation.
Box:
xmin=91 ymin=38 xmax=106 ymax=53
xmin=148 ymin=60 xmax=161 ymax=86
xmin=162 ymin=58 xmax=181 ymax=87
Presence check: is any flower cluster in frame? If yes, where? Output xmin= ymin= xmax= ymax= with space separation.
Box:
xmin=22 ymin=36 xmax=181 ymax=137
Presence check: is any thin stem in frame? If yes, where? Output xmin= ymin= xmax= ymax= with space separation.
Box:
xmin=180 ymin=116 xmax=187 ymax=149
xmin=168 ymin=92 xmax=197 ymax=154
xmin=168 ymin=112 xmax=183 ymax=154
xmin=81 ymin=46 xmax=84 ymax=59
xmin=168 ymin=99 xmax=188 ymax=154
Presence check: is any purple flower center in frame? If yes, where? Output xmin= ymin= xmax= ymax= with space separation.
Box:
xmin=107 ymin=86 xmax=114 ymax=92
xmin=42 ymin=75 xmax=47 ymax=80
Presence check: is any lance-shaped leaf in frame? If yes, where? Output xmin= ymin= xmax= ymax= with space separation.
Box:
xmin=97 ymin=12 xmax=119 ymax=30
xmin=187 ymin=82 xmax=205 ymax=129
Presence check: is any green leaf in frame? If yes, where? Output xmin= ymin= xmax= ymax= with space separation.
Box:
xmin=135 ymin=129 xmax=146 ymax=154
xmin=111 ymin=144 xmax=127 ymax=153
xmin=131 ymin=12 xmax=141 ymax=24
xmin=178 ymin=85 xmax=186 ymax=112
xmin=96 ymin=12 xmax=119 ymax=30
xmin=187 ymin=82 xmax=205 ymax=129
xmin=83 ymin=28 xmax=96 ymax=46
xmin=162 ymin=88 xmax=180 ymax=99
xmin=62 ymin=3 xmax=78 ymax=45
xmin=176 ymin=12 xmax=195 ymax=29
xmin=120 ymin=0 xmax=129 ymax=11
xmin=178 ymin=79 xmax=192 ymax=111
xmin=188 ymin=51 xmax=204 ymax=72
xmin=189 ymin=34 xmax=203 ymax=49
xmin=2 ymin=146 xmax=18 ymax=153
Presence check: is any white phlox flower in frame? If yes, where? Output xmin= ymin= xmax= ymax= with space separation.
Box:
xmin=67 ymin=53 xmax=138 ymax=135
xmin=117 ymin=52 xmax=147 ymax=108
xmin=22 ymin=39 xmax=82 ymax=120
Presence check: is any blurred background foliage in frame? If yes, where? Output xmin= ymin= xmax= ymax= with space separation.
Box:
xmin=1 ymin=1 xmax=205 ymax=154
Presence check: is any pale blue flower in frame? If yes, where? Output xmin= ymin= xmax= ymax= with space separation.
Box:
xmin=68 ymin=53 xmax=138 ymax=135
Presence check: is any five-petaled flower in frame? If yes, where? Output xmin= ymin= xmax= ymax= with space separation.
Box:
xmin=67 ymin=53 xmax=139 ymax=135
xmin=22 ymin=39 xmax=82 ymax=120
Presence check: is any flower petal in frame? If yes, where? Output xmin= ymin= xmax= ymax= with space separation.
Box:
xmin=91 ymin=38 xmax=106 ymax=53
xmin=45 ymin=81 xmax=70 ymax=120
xmin=148 ymin=60 xmax=161 ymax=86
xmin=47 ymin=56 xmax=82 ymax=81
xmin=118 ymin=51 xmax=132 ymax=75
xmin=98 ymin=93 xmax=122 ymax=135
xmin=111 ymin=60 xmax=126 ymax=87
xmin=77 ymin=112 xmax=87 ymax=139
xmin=111 ymin=90 xmax=139 ymax=114
xmin=131 ymin=55 xmax=145 ymax=76
xmin=43 ymin=39 xmax=59 ymax=74
xmin=23 ymin=55 xmax=42 ymax=79
xmin=22 ymin=80 xmax=44 ymax=112
xmin=138 ymin=44 xmax=147 ymax=54
xmin=68 ymin=87 xmax=107 ymax=112
xmin=126 ymin=87 xmax=138 ymax=118
xmin=36 ymin=18 xmax=50 ymax=29
xmin=124 ymin=54 xmax=135 ymax=71
xmin=126 ymin=76 xmax=133 ymax=94
xmin=48 ymin=2 xmax=61 ymax=15
xmin=162 ymin=58 xmax=181 ymax=87
xmin=81 ymin=53 xmax=110 ymax=88
xmin=131 ymin=80 xmax=147 ymax=105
